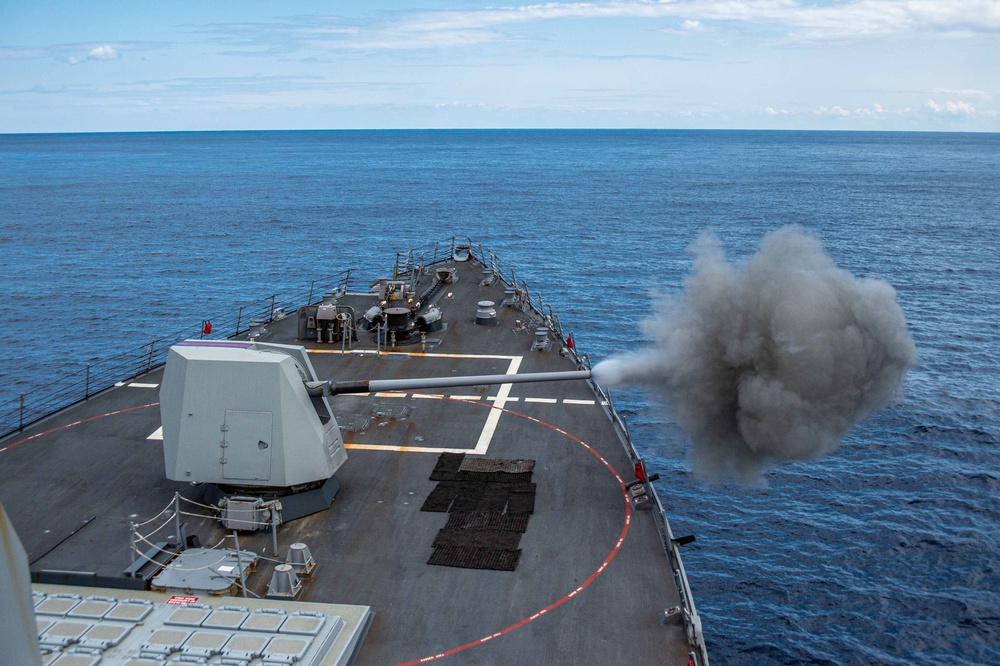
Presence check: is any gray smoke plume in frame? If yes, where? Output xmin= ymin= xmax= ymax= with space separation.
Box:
xmin=593 ymin=226 xmax=917 ymax=484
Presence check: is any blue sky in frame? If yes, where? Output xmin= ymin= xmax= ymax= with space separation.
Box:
xmin=2 ymin=0 xmax=998 ymax=132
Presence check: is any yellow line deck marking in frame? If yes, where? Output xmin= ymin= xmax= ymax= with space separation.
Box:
xmin=345 ymin=443 xmax=473 ymax=453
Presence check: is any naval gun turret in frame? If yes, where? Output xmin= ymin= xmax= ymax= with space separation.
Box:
xmin=160 ymin=340 xmax=591 ymax=523
xmin=160 ymin=341 xmax=348 ymax=521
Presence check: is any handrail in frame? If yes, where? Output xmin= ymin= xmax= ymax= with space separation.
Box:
xmin=588 ymin=373 xmax=710 ymax=665
xmin=0 ymin=270 xmax=352 ymax=439
xmin=466 ymin=240 xmax=709 ymax=664
xmin=0 ymin=240 xmax=710 ymax=664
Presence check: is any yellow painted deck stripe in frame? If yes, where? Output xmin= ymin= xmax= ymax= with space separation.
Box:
xmin=345 ymin=443 xmax=473 ymax=453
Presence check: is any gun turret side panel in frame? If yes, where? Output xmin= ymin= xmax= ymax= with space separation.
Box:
xmin=160 ymin=342 xmax=347 ymax=487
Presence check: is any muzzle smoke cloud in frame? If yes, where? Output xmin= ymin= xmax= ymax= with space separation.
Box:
xmin=593 ymin=226 xmax=917 ymax=484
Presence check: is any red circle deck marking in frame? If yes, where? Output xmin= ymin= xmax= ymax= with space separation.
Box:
xmin=394 ymin=396 xmax=633 ymax=666
xmin=0 ymin=402 xmax=160 ymax=454
xmin=1 ymin=389 xmax=632 ymax=664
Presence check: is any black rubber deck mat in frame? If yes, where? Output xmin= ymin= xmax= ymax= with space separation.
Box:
xmin=425 ymin=454 xmax=537 ymax=570
xmin=446 ymin=470 xmax=532 ymax=485
xmin=429 ymin=452 xmax=466 ymax=481
xmin=459 ymin=457 xmax=535 ymax=474
xmin=450 ymin=485 xmax=487 ymax=513
xmin=433 ymin=528 xmax=523 ymax=551
xmin=446 ymin=511 xmax=531 ymax=533
xmin=428 ymin=545 xmax=521 ymax=571
xmin=481 ymin=483 xmax=511 ymax=513
xmin=506 ymin=492 xmax=535 ymax=515
xmin=421 ymin=481 xmax=463 ymax=512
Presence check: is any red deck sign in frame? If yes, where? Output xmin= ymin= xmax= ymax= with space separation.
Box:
xmin=166 ymin=595 xmax=199 ymax=605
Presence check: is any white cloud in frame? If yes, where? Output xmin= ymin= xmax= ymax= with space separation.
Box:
xmin=88 ymin=45 xmax=119 ymax=60
xmin=374 ymin=0 xmax=1000 ymax=46
xmin=66 ymin=44 xmax=121 ymax=64
xmin=814 ymin=103 xmax=913 ymax=119
xmin=816 ymin=105 xmax=852 ymax=117
xmin=927 ymin=98 xmax=977 ymax=115
xmin=200 ymin=0 xmax=1000 ymax=52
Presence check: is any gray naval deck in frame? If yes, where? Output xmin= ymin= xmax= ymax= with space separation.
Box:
xmin=0 ymin=254 xmax=697 ymax=665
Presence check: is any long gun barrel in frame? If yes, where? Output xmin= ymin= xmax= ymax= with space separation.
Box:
xmin=306 ymin=369 xmax=592 ymax=397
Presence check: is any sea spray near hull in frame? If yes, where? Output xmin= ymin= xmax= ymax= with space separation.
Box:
xmin=593 ymin=226 xmax=918 ymax=483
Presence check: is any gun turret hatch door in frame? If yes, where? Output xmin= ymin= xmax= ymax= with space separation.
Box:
xmin=221 ymin=410 xmax=273 ymax=481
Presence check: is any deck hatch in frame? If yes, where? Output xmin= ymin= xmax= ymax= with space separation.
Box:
xmin=67 ymin=598 xmax=116 ymax=619
xmin=78 ymin=621 xmax=133 ymax=649
xmin=36 ymin=594 xmax=81 ymax=616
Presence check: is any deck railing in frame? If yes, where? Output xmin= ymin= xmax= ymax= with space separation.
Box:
xmin=461 ymin=241 xmax=711 ymax=666
xmin=2 ymin=240 xmax=710 ymax=664
xmin=0 ymin=270 xmax=352 ymax=441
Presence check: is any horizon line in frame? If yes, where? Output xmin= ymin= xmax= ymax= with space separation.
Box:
xmin=2 ymin=127 xmax=998 ymax=137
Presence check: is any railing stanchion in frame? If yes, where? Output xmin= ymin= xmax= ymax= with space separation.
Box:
xmin=129 ymin=522 xmax=137 ymax=578
xmin=173 ymin=492 xmax=182 ymax=546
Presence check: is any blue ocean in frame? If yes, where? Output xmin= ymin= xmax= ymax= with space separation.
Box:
xmin=1 ymin=130 xmax=998 ymax=665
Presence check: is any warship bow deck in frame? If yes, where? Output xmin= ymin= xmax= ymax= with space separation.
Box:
xmin=0 ymin=244 xmax=707 ymax=665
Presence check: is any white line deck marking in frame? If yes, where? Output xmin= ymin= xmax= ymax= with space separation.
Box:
xmin=314 ymin=349 xmax=600 ymax=455
xmin=147 ymin=426 xmax=163 ymax=440
xmin=408 ymin=393 xmax=483 ymax=400
xmin=472 ymin=356 xmax=520 ymax=455
xmin=328 ymin=351 xmax=523 ymax=455
xmin=115 ymin=382 xmax=159 ymax=388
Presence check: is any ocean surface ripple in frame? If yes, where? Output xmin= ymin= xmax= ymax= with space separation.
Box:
xmin=2 ymin=130 xmax=998 ymax=665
